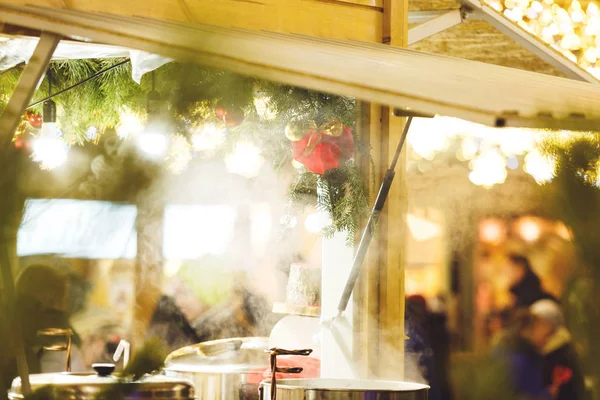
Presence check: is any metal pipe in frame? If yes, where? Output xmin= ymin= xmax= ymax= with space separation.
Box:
xmin=337 ymin=116 xmax=413 ymax=316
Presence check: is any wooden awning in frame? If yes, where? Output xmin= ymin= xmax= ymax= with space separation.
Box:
xmin=1 ymin=4 xmax=600 ymax=131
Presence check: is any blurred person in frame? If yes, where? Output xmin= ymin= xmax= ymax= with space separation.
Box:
xmin=194 ymin=282 xmax=275 ymax=341
xmin=147 ymin=293 xmax=202 ymax=352
xmin=14 ymin=264 xmax=85 ymax=373
xmin=71 ymin=308 xmax=124 ymax=368
xmin=488 ymin=308 xmax=512 ymax=347
xmin=494 ymin=309 xmax=571 ymax=399
xmin=428 ymin=295 xmax=454 ymax=400
xmin=530 ymin=300 xmax=586 ymax=400
xmin=405 ymin=295 xmax=441 ymax=400
xmin=164 ymin=276 xmax=208 ymax=327
xmin=507 ymin=254 xmax=557 ymax=309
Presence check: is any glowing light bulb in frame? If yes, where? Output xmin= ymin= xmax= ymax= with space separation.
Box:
xmin=479 ymin=219 xmax=506 ymax=243
xmin=191 ymin=123 xmax=226 ymax=151
xmin=531 ymin=1 xmax=543 ymax=13
xmin=408 ymin=118 xmax=452 ymax=160
xmin=116 ymin=110 xmax=144 ymax=139
xmin=225 ymin=142 xmax=263 ymax=178
xmin=524 ymin=150 xmax=555 ymax=183
xmin=540 ymin=9 xmax=553 ymax=25
xmin=585 ymin=16 xmax=600 ymax=35
xmin=461 ymin=137 xmax=479 ymax=160
xmin=517 ymin=218 xmax=541 ymax=242
xmin=526 ymin=7 xmax=539 ymax=19
xmin=584 ymin=47 xmax=598 ymax=63
xmin=468 ymin=149 xmax=507 ymax=188
xmin=32 ymin=123 xmax=69 ymax=170
xmin=571 ymin=9 xmax=585 ymax=22
xmin=490 ymin=0 xmax=503 ymax=11
xmin=505 ymin=7 xmax=524 ymax=21
xmin=137 ymin=132 xmax=169 ymax=158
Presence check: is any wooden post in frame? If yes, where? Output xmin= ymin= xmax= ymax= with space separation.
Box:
xmin=355 ymin=0 xmax=409 ymax=380
xmin=0 ymin=32 xmax=60 ymax=395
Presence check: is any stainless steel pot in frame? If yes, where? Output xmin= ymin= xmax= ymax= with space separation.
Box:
xmin=8 ymin=364 xmax=195 ymax=400
xmin=259 ymin=379 xmax=429 ymax=400
xmin=260 ymin=348 xmax=428 ymax=400
xmin=163 ymin=337 xmax=270 ymax=400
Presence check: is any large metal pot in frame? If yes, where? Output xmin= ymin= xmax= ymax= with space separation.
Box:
xmin=8 ymin=364 xmax=195 ymax=399
xmin=163 ymin=337 xmax=270 ymax=400
xmin=259 ymin=379 xmax=429 ymax=400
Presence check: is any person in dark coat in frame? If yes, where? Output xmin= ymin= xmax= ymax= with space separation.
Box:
xmin=405 ymin=296 xmax=441 ymax=400
xmin=530 ymin=300 xmax=586 ymax=400
xmin=428 ymin=295 xmax=453 ymax=400
xmin=493 ymin=309 xmax=552 ymax=400
xmin=507 ymin=254 xmax=557 ymax=308
xmin=147 ymin=295 xmax=202 ymax=352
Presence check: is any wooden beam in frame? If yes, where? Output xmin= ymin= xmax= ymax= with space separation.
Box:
xmin=3 ymin=0 xmax=383 ymax=42
xmin=0 ymin=32 xmax=59 ymax=146
xmin=355 ymin=0 xmax=409 ymax=380
xmin=0 ymin=32 xmax=60 ymax=396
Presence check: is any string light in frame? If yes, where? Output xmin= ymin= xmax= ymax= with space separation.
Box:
xmin=32 ymin=100 xmax=69 ymax=170
xmin=225 ymin=142 xmax=263 ymax=178
xmin=468 ymin=149 xmax=508 ymax=188
xmin=479 ymin=219 xmax=507 ymax=243
xmin=524 ymin=150 xmax=555 ymax=183
xmin=516 ymin=217 xmax=542 ymax=242
xmin=116 ymin=109 xmax=144 ymax=139
xmin=483 ymin=0 xmax=600 ymax=79
xmin=191 ymin=123 xmax=226 ymax=151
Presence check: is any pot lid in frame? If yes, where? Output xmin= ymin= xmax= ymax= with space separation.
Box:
xmin=164 ymin=337 xmax=270 ymax=374
xmin=9 ymin=364 xmax=194 ymax=399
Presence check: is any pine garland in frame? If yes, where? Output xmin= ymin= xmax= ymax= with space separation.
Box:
xmin=2 ymin=59 xmax=372 ymax=241
xmin=540 ymin=133 xmax=600 ymax=393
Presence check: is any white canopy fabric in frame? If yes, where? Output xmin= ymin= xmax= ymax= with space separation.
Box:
xmin=1 ymin=4 xmax=600 ymax=130
xmin=0 ymin=37 xmax=172 ymax=83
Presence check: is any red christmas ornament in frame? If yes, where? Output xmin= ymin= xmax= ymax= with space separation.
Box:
xmin=292 ymin=122 xmax=354 ymax=175
xmin=224 ymin=107 xmax=244 ymax=127
xmin=26 ymin=111 xmax=42 ymax=128
xmin=215 ymin=105 xmax=244 ymax=127
xmin=215 ymin=106 xmax=226 ymax=119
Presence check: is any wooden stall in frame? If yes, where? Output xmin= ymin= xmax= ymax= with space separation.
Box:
xmin=2 ymin=0 xmax=600 ymax=382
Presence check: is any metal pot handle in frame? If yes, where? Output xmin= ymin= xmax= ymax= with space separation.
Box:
xmin=37 ymin=328 xmax=73 ymax=372
xmin=266 ymin=348 xmax=312 ymax=400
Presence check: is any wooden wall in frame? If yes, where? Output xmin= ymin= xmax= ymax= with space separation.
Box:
xmin=5 ymin=0 xmax=385 ymax=41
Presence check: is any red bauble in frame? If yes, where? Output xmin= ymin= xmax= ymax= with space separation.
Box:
xmin=13 ymin=137 xmax=31 ymax=153
xmin=292 ymin=126 xmax=354 ymax=174
xmin=224 ymin=107 xmax=244 ymax=127
xmin=215 ymin=106 xmax=227 ymax=119
xmin=216 ymin=105 xmax=244 ymax=127
xmin=27 ymin=112 xmax=42 ymax=128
